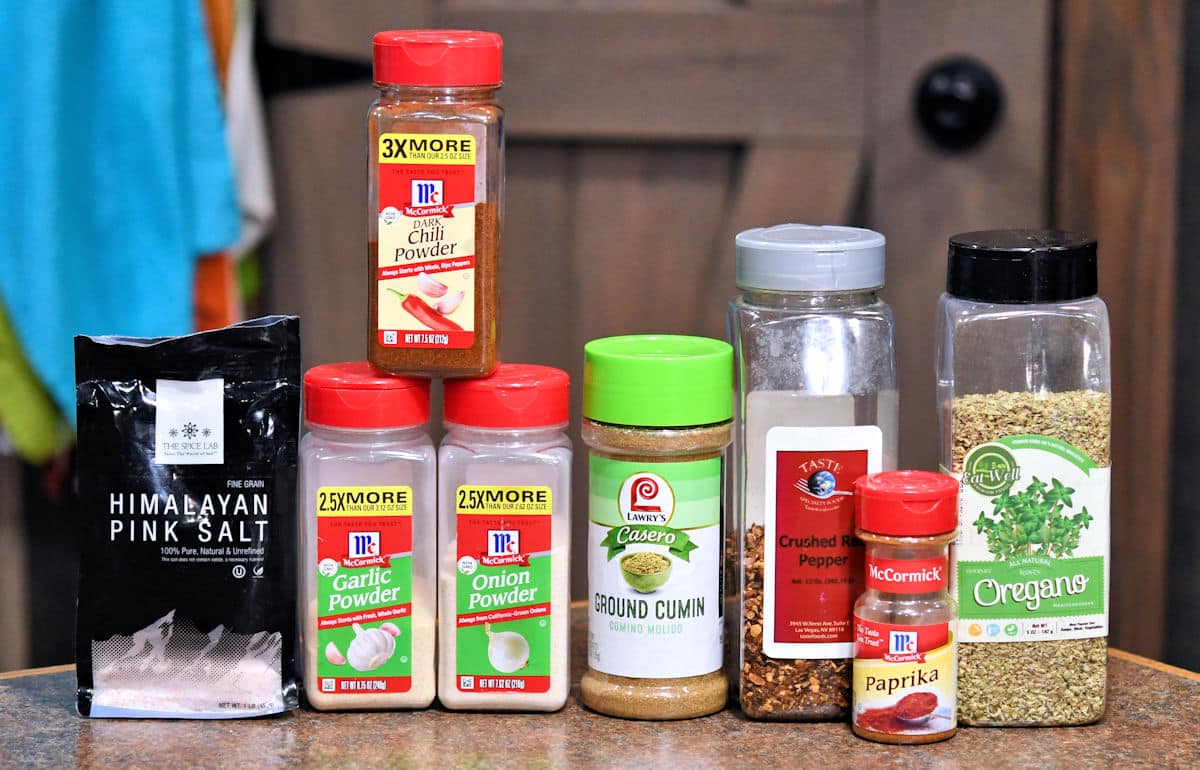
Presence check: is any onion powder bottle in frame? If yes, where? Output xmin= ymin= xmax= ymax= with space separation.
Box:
xmin=438 ymin=364 xmax=572 ymax=711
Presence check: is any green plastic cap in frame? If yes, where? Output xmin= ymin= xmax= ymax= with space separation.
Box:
xmin=583 ymin=335 xmax=733 ymax=428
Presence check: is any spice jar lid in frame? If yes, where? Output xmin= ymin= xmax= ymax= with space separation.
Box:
xmin=735 ymin=224 xmax=885 ymax=291
xmin=444 ymin=363 xmax=569 ymax=429
xmin=304 ymin=362 xmax=430 ymax=429
xmin=854 ymin=471 xmax=958 ymax=537
xmin=583 ymin=335 xmax=733 ymax=428
xmin=373 ymin=30 xmax=502 ymax=87
xmin=947 ymin=230 xmax=1098 ymax=303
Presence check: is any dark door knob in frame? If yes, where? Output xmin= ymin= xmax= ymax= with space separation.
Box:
xmin=914 ymin=56 xmax=1004 ymax=152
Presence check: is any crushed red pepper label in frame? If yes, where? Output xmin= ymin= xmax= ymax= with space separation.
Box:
xmin=376 ymin=131 xmax=482 ymax=349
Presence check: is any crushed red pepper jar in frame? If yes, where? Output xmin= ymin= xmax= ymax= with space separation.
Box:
xmin=368 ymin=30 xmax=502 ymax=377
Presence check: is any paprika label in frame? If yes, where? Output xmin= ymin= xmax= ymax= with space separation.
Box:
xmin=762 ymin=426 xmax=881 ymax=659
xmin=315 ymin=485 xmax=413 ymax=695
xmin=376 ymin=130 xmax=484 ymax=349
xmin=853 ymin=618 xmax=957 ymax=737
xmin=454 ymin=485 xmax=553 ymax=693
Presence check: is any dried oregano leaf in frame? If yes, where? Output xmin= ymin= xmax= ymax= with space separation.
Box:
xmin=952 ymin=390 xmax=1110 ymax=725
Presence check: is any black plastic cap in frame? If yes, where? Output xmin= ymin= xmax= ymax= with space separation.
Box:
xmin=947 ymin=230 xmax=1098 ymax=303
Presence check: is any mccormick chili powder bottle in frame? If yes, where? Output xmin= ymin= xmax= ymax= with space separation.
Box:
xmin=368 ymin=30 xmax=502 ymax=377
xmin=852 ymin=471 xmax=958 ymax=744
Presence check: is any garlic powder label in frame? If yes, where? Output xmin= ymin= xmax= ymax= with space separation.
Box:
xmin=154 ymin=378 xmax=224 ymax=465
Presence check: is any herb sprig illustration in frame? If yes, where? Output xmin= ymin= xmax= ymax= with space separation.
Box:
xmin=973 ymin=476 xmax=1093 ymax=560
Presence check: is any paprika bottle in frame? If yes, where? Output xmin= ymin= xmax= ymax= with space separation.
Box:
xmin=368 ymin=30 xmax=502 ymax=377
xmin=852 ymin=471 xmax=958 ymax=744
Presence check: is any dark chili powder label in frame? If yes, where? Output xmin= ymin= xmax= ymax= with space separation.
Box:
xmin=376 ymin=131 xmax=482 ymax=349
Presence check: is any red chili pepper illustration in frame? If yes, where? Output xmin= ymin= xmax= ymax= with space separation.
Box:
xmin=386 ymin=288 xmax=463 ymax=331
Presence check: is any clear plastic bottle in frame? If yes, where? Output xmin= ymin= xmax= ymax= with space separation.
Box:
xmin=580 ymin=335 xmax=733 ymax=720
xmin=852 ymin=471 xmax=959 ymax=745
xmin=438 ymin=364 xmax=572 ymax=711
xmin=368 ymin=30 xmax=503 ymax=377
xmin=299 ymin=363 xmax=436 ymax=710
xmin=937 ymin=230 xmax=1110 ymax=726
xmin=727 ymin=224 xmax=897 ymax=720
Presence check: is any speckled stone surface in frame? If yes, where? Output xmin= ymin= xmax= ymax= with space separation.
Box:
xmin=2 ymin=609 xmax=1198 ymax=769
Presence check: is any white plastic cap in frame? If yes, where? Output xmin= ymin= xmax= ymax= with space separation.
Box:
xmin=735 ymin=224 xmax=886 ymax=291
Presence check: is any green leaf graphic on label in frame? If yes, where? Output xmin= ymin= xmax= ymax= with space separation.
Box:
xmin=599 ymin=524 xmax=698 ymax=561
xmin=973 ymin=475 xmax=1092 ymax=560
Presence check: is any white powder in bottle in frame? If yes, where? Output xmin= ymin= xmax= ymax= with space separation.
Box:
xmin=438 ymin=365 xmax=572 ymax=711
xmin=299 ymin=364 xmax=437 ymax=710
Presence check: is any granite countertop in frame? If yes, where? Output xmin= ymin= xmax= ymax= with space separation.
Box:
xmin=3 ymin=607 xmax=1198 ymax=769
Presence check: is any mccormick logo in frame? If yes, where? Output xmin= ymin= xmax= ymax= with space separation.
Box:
xmin=481 ymin=529 xmax=528 ymax=567
xmin=885 ymin=629 xmax=925 ymax=663
xmin=411 ymin=179 xmax=442 ymax=206
xmin=343 ymin=531 xmax=388 ymax=568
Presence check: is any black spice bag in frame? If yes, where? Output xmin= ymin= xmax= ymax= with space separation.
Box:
xmin=74 ymin=316 xmax=300 ymax=718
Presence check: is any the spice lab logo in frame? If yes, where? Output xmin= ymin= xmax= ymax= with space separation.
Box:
xmin=618 ymin=473 xmax=674 ymax=525
xmin=963 ymin=443 xmax=1020 ymax=496
xmin=411 ymin=179 xmax=442 ymax=206
xmin=154 ymin=378 xmax=223 ymax=465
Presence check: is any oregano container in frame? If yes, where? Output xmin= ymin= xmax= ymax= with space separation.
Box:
xmin=937 ymin=230 xmax=1111 ymax=726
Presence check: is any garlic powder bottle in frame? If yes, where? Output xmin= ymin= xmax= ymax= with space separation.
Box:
xmin=438 ymin=364 xmax=572 ymax=711
xmin=299 ymin=363 xmax=436 ymax=709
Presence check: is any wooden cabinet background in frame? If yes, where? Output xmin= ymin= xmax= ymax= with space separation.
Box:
xmin=259 ymin=1 xmax=1180 ymax=659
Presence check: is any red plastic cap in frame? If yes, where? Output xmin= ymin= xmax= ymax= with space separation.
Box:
xmin=444 ymin=363 xmax=570 ymax=429
xmin=304 ymin=362 xmax=430 ymax=429
xmin=854 ymin=471 xmax=959 ymax=537
xmin=373 ymin=30 xmax=502 ymax=86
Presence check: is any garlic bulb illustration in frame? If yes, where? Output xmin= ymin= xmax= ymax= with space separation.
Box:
xmin=484 ymin=623 xmax=530 ymax=673
xmin=325 ymin=641 xmax=347 ymax=666
xmin=346 ymin=622 xmax=396 ymax=672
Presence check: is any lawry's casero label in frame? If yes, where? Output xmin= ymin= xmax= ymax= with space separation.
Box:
xmin=853 ymin=619 xmax=957 ymax=736
xmin=588 ymin=457 xmax=723 ymax=679
xmin=74 ymin=316 xmax=300 ymax=719
xmin=763 ymin=426 xmax=881 ymax=659
xmin=376 ymin=130 xmax=484 ymax=349
xmin=952 ymin=434 xmax=1110 ymax=643
xmin=455 ymin=485 xmax=553 ymax=693
xmin=316 ymin=486 xmax=414 ymax=695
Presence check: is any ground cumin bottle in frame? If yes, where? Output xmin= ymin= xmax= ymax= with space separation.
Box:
xmin=368 ymin=30 xmax=502 ymax=377
xmin=852 ymin=471 xmax=958 ymax=745
xmin=580 ymin=335 xmax=733 ymax=720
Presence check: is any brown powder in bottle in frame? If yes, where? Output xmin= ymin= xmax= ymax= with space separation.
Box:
xmin=367 ymin=201 xmax=498 ymax=377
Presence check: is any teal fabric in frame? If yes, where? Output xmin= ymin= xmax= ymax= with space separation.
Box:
xmin=0 ymin=1 xmax=239 ymax=423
